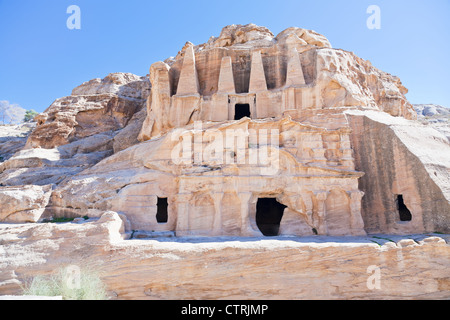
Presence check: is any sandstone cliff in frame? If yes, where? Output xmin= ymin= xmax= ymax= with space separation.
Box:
xmin=0 ymin=73 xmax=149 ymax=188
xmin=0 ymin=73 xmax=149 ymax=222
xmin=347 ymin=110 xmax=450 ymax=234
xmin=27 ymin=73 xmax=150 ymax=150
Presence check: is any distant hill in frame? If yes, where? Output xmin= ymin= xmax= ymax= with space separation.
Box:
xmin=413 ymin=104 xmax=450 ymax=141
xmin=413 ymin=104 xmax=449 ymax=121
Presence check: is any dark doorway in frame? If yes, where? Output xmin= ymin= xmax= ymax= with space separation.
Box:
xmin=234 ymin=104 xmax=251 ymax=120
xmin=396 ymin=195 xmax=412 ymax=221
xmin=256 ymin=198 xmax=287 ymax=236
xmin=156 ymin=197 xmax=168 ymax=223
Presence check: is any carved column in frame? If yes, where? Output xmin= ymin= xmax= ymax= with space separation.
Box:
xmin=175 ymin=193 xmax=192 ymax=237
xmin=238 ymin=192 xmax=257 ymax=236
xmin=348 ymin=190 xmax=366 ymax=236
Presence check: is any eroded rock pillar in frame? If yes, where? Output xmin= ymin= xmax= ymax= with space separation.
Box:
xmin=211 ymin=192 xmax=224 ymax=235
xmin=315 ymin=191 xmax=329 ymax=235
xmin=285 ymin=48 xmax=306 ymax=87
xmin=249 ymin=51 xmax=268 ymax=93
xmin=176 ymin=45 xmax=200 ymax=96
xmin=238 ymin=192 xmax=258 ymax=236
xmin=217 ymin=56 xmax=235 ymax=94
xmin=138 ymin=62 xmax=171 ymax=140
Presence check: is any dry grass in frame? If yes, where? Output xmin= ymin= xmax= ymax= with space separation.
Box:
xmin=22 ymin=267 xmax=108 ymax=300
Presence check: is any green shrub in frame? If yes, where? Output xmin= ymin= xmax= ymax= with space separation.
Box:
xmin=24 ymin=109 xmax=39 ymax=122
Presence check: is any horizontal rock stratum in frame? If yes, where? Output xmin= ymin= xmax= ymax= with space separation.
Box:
xmin=0 ymin=213 xmax=449 ymax=299
xmin=0 ymin=24 xmax=449 ymax=299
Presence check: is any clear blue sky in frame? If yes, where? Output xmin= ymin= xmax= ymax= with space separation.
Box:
xmin=0 ymin=0 xmax=449 ymax=113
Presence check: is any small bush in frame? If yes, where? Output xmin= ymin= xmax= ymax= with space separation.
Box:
xmin=22 ymin=267 xmax=108 ymax=300
xmin=24 ymin=109 xmax=39 ymax=122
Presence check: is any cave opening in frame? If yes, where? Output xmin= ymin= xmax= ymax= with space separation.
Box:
xmin=396 ymin=195 xmax=412 ymax=222
xmin=234 ymin=104 xmax=251 ymax=120
xmin=256 ymin=198 xmax=287 ymax=236
xmin=156 ymin=197 xmax=168 ymax=223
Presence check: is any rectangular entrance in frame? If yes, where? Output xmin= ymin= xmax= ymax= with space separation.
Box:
xmin=234 ymin=104 xmax=251 ymax=120
xmin=156 ymin=197 xmax=168 ymax=223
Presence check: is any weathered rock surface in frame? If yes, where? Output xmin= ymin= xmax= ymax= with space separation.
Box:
xmin=26 ymin=73 xmax=150 ymax=149
xmin=201 ymin=24 xmax=331 ymax=52
xmin=0 ymin=123 xmax=35 ymax=163
xmin=0 ymin=185 xmax=52 ymax=222
xmin=0 ymin=73 xmax=150 ymax=188
xmin=71 ymin=73 xmax=150 ymax=100
xmin=0 ymin=132 xmax=115 ymax=186
xmin=0 ymin=216 xmax=448 ymax=299
xmin=347 ymin=110 xmax=450 ymax=234
xmin=113 ymin=108 xmax=147 ymax=153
